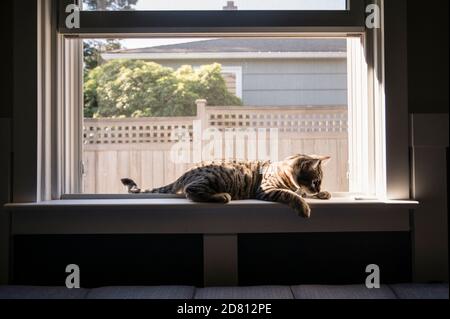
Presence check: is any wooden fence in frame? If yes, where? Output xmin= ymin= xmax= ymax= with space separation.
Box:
xmin=82 ymin=100 xmax=349 ymax=193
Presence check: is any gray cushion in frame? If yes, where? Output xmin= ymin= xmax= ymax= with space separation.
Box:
xmin=0 ymin=285 xmax=88 ymax=299
xmin=390 ymin=284 xmax=449 ymax=299
xmin=86 ymin=286 xmax=195 ymax=299
xmin=291 ymin=285 xmax=397 ymax=299
xmin=195 ymin=286 xmax=294 ymax=299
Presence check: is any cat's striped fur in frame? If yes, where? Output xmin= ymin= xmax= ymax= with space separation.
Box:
xmin=121 ymin=155 xmax=331 ymax=218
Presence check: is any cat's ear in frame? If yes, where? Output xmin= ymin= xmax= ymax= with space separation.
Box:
xmin=319 ymin=156 xmax=331 ymax=166
xmin=308 ymin=155 xmax=331 ymax=168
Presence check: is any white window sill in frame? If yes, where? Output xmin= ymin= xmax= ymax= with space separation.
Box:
xmin=5 ymin=198 xmax=419 ymax=211
xmin=6 ymin=198 xmax=418 ymax=235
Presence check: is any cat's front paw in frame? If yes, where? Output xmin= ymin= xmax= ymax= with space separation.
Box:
xmin=292 ymin=201 xmax=311 ymax=218
xmin=315 ymin=191 xmax=331 ymax=200
xmin=213 ymin=193 xmax=232 ymax=203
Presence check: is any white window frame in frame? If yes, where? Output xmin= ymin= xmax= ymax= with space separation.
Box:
xmin=25 ymin=0 xmax=411 ymax=202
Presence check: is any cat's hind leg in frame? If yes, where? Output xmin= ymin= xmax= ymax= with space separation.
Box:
xmin=184 ymin=181 xmax=231 ymax=203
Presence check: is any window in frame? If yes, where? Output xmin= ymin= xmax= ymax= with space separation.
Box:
xmin=54 ymin=0 xmax=387 ymax=199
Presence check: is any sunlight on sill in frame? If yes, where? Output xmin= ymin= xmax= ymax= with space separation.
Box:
xmin=5 ymin=197 xmax=419 ymax=210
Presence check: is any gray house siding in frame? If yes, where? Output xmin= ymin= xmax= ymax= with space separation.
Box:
xmin=146 ymin=58 xmax=347 ymax=107
xmin=242 ymin=59 xmax=347 ymax=106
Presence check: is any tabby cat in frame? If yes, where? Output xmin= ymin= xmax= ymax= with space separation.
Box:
xmin=121 ymin=154 xmax=331 ymax=218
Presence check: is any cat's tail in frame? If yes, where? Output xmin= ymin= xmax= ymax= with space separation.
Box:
xmin=148 ymin=183 xmax=176 ymax=194
xmin=121 ymin=178 xmax=143 ymax=193
xmin=121 ymin=178 xmax=176 ymax=194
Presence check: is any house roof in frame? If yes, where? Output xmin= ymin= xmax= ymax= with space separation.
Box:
xmin=115 ymin=38 xmax=347 ymax=54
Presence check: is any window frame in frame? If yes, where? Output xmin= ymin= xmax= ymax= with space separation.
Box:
xmin=58 ymin=0 xmax=366 ymax=34
xmin=22 ymin=0 xmax=411 ymax=201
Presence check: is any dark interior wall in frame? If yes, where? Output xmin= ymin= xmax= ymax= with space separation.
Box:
xmin=407 ymin=0 xmax=449 ymax=114
xmin=239 ymin=232 xmax=412 ymax=285
xmin=0 ymin=0 xmax=13 ymax=285
xmin=1 ymin=0 xmax=13 ymax=118
xmin=12 ymin=233 xmax=411 ymax=287
xmin=12 ymin=235 xmax=204 ymax=287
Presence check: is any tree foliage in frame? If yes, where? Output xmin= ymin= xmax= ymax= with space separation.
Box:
xmin=84 ymin=60 xmax=242 ymax=118
xmin=84 ymin=40 xmax=122 ymax=77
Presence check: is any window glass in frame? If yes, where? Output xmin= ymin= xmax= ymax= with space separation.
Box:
xmin=81 ymin=0 xmax=347 ymax=11
xmin=82 ymin=37 xmax=349 ymax=194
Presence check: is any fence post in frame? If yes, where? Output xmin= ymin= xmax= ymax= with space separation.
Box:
xmin=196 ymin=99 xmax=208 ymax=128
xmin=194 ymin=99 xmax=208 ymax=163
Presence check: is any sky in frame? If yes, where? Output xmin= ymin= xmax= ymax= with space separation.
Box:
xmin=113 ymin=0 xmax=346 ymax=49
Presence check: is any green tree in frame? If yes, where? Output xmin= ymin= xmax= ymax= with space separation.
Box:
xmin=84 ymin=39 xmax=122 ymax=77
xmin=84 ymin=60 xmax=242 ymax=118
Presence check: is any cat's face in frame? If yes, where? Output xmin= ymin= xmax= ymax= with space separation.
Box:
xmin=289 ymin=155 xmax=330 ymax=194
